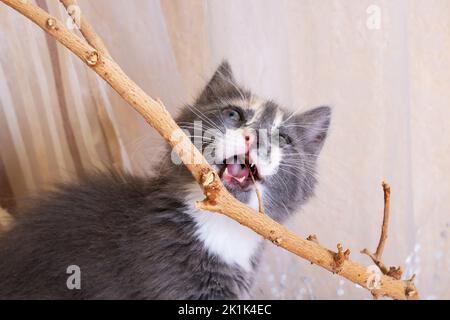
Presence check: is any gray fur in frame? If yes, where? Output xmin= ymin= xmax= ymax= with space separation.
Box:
xmin=0 ymin=61 xmax=331 ymax=299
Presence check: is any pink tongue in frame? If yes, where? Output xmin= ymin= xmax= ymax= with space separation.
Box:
xmin=226 ymin=164 xmax=249 ymax=178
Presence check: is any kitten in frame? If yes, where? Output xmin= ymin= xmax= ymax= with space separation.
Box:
xmin=0 ymin=62 xmax=331 ymax=299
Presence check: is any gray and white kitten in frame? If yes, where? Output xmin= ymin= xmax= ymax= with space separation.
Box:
xmin=0 ymin=62 xmax=331 ymax=299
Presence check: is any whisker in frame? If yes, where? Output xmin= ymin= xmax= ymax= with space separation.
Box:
xmin=186 ymin=104 xmax=223 ymax=133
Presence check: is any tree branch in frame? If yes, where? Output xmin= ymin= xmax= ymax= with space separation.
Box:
xmin=0 ymin=0 xmax=419 ymax=300
xmin=376 ymin=181 xmax=390 ymax=258
xmin=361 ymin=182 xmax=406 ymax=284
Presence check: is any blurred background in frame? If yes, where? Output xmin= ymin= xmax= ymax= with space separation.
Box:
xmin=0 ymin=0 xmax=449 ymax=299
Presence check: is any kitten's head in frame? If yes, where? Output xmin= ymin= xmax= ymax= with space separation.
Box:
xmin=177 ymin=61 xmax=331 ymax=221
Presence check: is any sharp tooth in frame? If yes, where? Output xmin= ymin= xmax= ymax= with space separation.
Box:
xmin=223 ymin=167 xmax=229 ymax=176
xmin=235 ymin=176 xmax=246 ymax=183
xmin=250 ymin=164 xmax=255 ymax=168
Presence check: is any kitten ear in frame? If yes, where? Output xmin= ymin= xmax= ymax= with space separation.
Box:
xmin=211 ymin=61 xmax=235 ymax=83
xmin=296 ymin=106 xmax=331 ymax=155
xmin=197 ymin=61 xmax=235 ymax=104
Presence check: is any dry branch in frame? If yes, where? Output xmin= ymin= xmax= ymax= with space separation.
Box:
xmin=361 ymin=182 xmax=406 ymax=282
xmin=248 ymin=166 xmax=265 ymax=214
xmin=376 ymin=181 xmax=391 ymax=258
xmin=0 ymin=0 xmax=419 ymax=300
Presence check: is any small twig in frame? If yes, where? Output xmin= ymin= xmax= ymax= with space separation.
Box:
xmin=361 ymin=182 xmax=395 ymax=271
xmin=360 ymin=248 xmax=389 ymax=274
xmin=360 ymin=181 xmax=418 ymax=298
xmin=405 ymin=274 xmax=418 ymax=298
xmin=386 ymin=266 xmax=403 ymax=280
xmin=376 ymin=181 xmax=390 ymax=259
xmin=333 ymin=243 xmax=350 ymax=273
xmin=361 ymin=182 xmax=404 ymax=279
xmin=248 ymin=167 xmax=265 ymax=214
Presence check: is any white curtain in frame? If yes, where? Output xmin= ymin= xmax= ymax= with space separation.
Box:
xmin=0 ymin=0 xmax=448 ymax=299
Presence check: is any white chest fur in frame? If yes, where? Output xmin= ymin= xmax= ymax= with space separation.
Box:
xmin=184 ymin=184 xmax=263 ymax=272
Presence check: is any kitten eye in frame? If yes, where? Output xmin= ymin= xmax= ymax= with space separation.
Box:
xmin=222 ymin=107 xmax=242 ymax=123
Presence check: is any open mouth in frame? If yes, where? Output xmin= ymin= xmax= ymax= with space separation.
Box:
xmin=217 ymin=154 xmax=261 ymax=189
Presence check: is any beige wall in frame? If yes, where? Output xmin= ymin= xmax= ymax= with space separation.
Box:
xmin=0 ymin=0 xmax=449 ymax=299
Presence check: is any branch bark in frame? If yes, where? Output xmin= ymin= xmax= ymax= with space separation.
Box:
xmin=0 ymin=0 xmax=419 ymax=300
